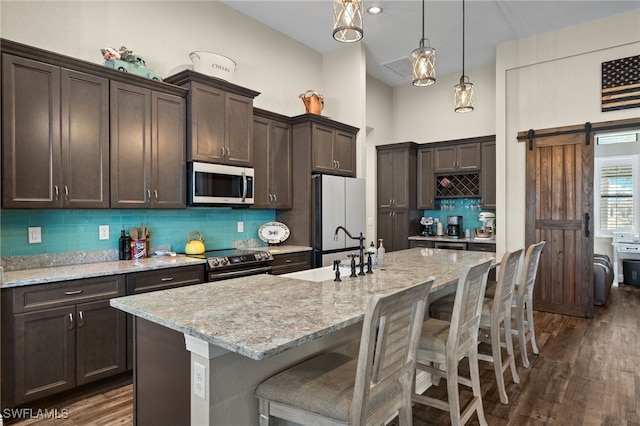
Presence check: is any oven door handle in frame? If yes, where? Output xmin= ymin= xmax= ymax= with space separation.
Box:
xmin=208 ymin=265 xmax=272 ymax=281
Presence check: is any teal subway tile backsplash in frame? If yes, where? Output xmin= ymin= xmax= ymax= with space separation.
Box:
xmin=0 ymin=208 xmax=276 ymax=257
xmin=422 ymin=198 xmax=496 ymax=235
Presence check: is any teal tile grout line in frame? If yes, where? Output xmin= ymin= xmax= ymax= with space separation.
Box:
xmin=0 ymin=209 xmax=276 ymax=257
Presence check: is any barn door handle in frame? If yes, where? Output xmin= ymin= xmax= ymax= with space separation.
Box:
xmin=584 ymin=212 xmax=590 ymax=237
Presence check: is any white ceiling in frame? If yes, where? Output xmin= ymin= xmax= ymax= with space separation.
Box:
xmin=221 ymin=0 xmax=640 ymax=87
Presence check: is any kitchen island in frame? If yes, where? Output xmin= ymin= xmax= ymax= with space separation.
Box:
xmin=110 ymin=248 xmax=498 ymax=425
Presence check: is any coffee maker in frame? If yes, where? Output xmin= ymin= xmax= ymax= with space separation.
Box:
xmin=446 ymin=216 xmax=463 ymax=238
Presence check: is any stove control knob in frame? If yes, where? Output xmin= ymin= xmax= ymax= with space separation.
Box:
xmin=221 ymin=258 xmax=229 ymax=265
xmin=212 ymin=258 xmax=220 ymax=266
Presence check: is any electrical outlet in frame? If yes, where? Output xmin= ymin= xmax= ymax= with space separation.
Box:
xmin=193 ymin=362 xmax=206 ymax=400
xmin=99 ymin=225 xmax=110 ymax=240
xmin=237 ymin=221 xmax=244 ymax=233
xmin=28 ymin=227 xmax=42 ymax=244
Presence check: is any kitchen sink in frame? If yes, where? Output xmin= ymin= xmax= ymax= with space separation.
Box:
xmin=282 ymin=265 xmax=354 ymax=282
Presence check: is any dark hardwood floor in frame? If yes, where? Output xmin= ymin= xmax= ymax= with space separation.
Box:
xmin=7 ymin=284 xmax=640 ymax=425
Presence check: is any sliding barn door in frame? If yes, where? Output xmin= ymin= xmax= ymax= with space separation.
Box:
xmin=523 ymin=125 xmax=594 ymax=318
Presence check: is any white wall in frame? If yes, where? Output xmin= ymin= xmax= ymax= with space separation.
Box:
xmin=497 ymin=9 xmax=640 ymax=254
xmin=0 ymin=1 xmax=333 ymax=118
xmin=392 ymin=63 xmax=497 ymax=144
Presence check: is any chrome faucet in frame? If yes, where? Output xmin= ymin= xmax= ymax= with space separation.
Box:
xmin=334 ymin=226 xmax=366 ymax=276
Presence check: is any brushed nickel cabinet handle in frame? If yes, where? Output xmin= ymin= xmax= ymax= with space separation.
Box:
xmin=154 ymin=189 xmax=158 ymax=202
xmin=54 ymin=185 xmax=59 ymax=200
xmin=146 ymin=189 xmax=151 ymax=202
xmin=78 ymin=311 xmax=84 ymax=328
xmin=220 ymin=146 xmax=225 ymax=158
xmin=226 ymin=147 xmax=230 ymax=158
xmin=273 ymin=194 xmax=277 ymax=202
xmin=160 ymin=277 xmax=175 ymax=282
xmin=68 ymin=313 xmax=74 ymax=330
xmin=64 ymin=185 xmax=69 ymax=200
xmin=64 ymin=290 xmax=83 ymax=295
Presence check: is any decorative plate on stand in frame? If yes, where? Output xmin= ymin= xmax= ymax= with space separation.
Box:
xmin=258 ymin=222 xmax=290 ymax=244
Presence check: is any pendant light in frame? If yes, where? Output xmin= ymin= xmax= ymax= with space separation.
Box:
xmin=454 ymin=0 xmax=474 ymax=112
xmin=333 ymin=0 xmax=363 ymax=43
xmin=412 ymin=0 xmax=436 ymax=86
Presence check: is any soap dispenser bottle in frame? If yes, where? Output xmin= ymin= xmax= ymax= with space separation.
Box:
xmin=377 ymin=239 xmax=385 ymax=266
xmin=369 ymin=241 xmax=377 ymax=265
xmin=118 ymin=226 xmax=126 ymax=260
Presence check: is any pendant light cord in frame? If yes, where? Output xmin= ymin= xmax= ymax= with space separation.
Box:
xmin=462 ymin=0 xmax=466 ymax=79
xmin=422 ymin=0 xmax=425 ymax=42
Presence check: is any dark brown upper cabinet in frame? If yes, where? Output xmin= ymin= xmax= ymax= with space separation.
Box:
xmin=434 ymin=142 xmax=481 ymax=173
xmin=110 ymin=81 xmax=186 ymax=209
xmin=2 ymin=54 xmax=109 ymax=208
xmin=252 ymin=109 xmax=293 ymax=210
xmin=481 ymin=141 xmax=496 ymax=208
xmin=291 ymin=114 xmax=358 ymax=177
xmin=417 ymin=147 xmax=435 ymax=209
xmin=164 ymin=70 xmax=260 ymax=166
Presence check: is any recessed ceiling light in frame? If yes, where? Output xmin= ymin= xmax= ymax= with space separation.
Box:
xmin=367 ymin=6 xmax=383 ymax=15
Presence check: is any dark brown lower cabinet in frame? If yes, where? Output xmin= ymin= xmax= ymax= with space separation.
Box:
xmin=377 ymin=209 xmax=420 ymax=252
xmin=270 ymin=251 xmax=312 ymax=275
xmin=4 ymin=275 xmax=126 ymax=407
xmin=409 ymin=240 xmax=435 ymax=249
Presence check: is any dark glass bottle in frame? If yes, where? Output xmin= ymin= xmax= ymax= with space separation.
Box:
xmin=118 ymin=227 xmax=126 ymax=260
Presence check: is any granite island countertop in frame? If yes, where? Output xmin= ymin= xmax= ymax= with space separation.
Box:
xmin=110 ymin=248 xmax=499 ymax=361
xmin=1 ymin=256 xmax=207 ymax=289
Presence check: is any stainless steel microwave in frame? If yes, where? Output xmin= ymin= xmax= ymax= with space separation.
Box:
xmin=188 ymin=162 xmax=254 ymax=206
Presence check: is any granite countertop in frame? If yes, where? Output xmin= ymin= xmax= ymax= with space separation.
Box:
xmin=110 ymin=248 xmax=499 ymax=361
xmin=1 ymin=256 xmax=207 ymax=289
xmin=409 ymin=235 xmax=496 ymax=244
xmin=254 ymin=245 xmax=313 ymax=255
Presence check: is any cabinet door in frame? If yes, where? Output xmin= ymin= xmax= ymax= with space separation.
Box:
xmin=269 ymin=120 xmax=293 ymax=209
xmin=390 ymin=210 xmax=411 ymax=252
xmin=333 ymin=130 xmax=356 ymax=177
xmin=2 ymin=54 xmax=61 ymax=208
xmin=377 ymin=149 xmax=394 ymax=209
xmin=152 ymin=91 xmax=186 ymax=208
xmin=417 ymin=148 xmax=434 ymax=209
xmin=391 ymin=149 xmax=412 ymax=209
xmin=311 ymin=123 xmax=336 ymax=173
xmin=434 ymin=146 xmax=457 ymax=173
xmin=14 ymin=306 xmax=75 ymax=404
xmin=110 ymin=81 xmax=152 ymax=208
xmin=189 ymin=82 xmax=224 ymax=162
xmin=252 ymin=116 xmax=271 ymax=208
xmin=76 ymin=300 xmax=126 ymax=385
xmin=457 ymin=142 xmax=481 ymax=170
xmin=61 ymin=69 xmax=110 ymax=208
xmin=377 ymin=210 xmax=394 ymax=252
xmin=481 ymin=142 xmax=496 ymax=208
xmin=225 ymin=93 xmax=253 ymax=166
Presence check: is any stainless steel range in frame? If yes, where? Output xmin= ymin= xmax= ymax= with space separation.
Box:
xmin=190 ymin=249 xmax=274 ymax=282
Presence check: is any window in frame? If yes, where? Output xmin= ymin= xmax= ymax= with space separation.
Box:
xmin=594 ymin=155 xmax=639 ymax=237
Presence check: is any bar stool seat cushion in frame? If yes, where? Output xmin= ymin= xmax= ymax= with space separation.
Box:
xmin=256 ymin=351 xmax=403 ymax=422
xmin=420 ymin=318 xmax=451 ymax=353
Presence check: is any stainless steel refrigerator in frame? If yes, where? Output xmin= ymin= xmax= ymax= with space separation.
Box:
xmin=312 ymin=174 xmax=366 ymax=267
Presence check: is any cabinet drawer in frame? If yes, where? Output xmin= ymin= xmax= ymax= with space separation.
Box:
xmin=467 ymin=243 xmax=496 ymax=253
xmin=271 ymin=252 xmax=312 ymax=275
xmin=13 ymin=275 xmax=126 ymax=314
xmin=409 ymin=240 xmax=434 ymax=249
xmin=127 ymin=265 xmax=205 ymax=294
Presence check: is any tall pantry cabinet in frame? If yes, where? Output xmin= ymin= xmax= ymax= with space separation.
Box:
xmin=376 ymin=143 xmax=420 ymax=252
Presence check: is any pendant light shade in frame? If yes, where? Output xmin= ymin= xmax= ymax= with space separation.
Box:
xmin=411 ymin=0 xmax=436 ymax=86
xmin=454 ymin=76 xmax=475 ymax=112
xmin=333 ymin=0 xmax=363 ymax=43
xmin=454 ymin=0 xmax=474 ymax=112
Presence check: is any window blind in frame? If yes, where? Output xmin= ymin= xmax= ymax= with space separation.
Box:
xmin=599 ymin=164 xmax=634 ymax=231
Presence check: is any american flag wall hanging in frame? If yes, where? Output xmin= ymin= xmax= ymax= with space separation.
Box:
xmin=601 ymin=55 xmax=640 ymax=112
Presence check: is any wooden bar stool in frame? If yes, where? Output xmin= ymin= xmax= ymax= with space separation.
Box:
xmin=430 ymin=250 xmax=523 ymax=404
xmin=255 ymin=277 xmax=435 ymax=425
xmin=412 ymin=259 xmax=493 ymax=426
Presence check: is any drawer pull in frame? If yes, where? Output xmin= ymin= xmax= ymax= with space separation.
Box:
xmin=160 ymin=277 xmax=175 ymax=282
xmin=68 ymin=313 xmax=74 ymax=330
xmin=285 ymin=259 xmax=293 ymax=263
xmin=64 ymin=290 xmax=83 ymax=295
